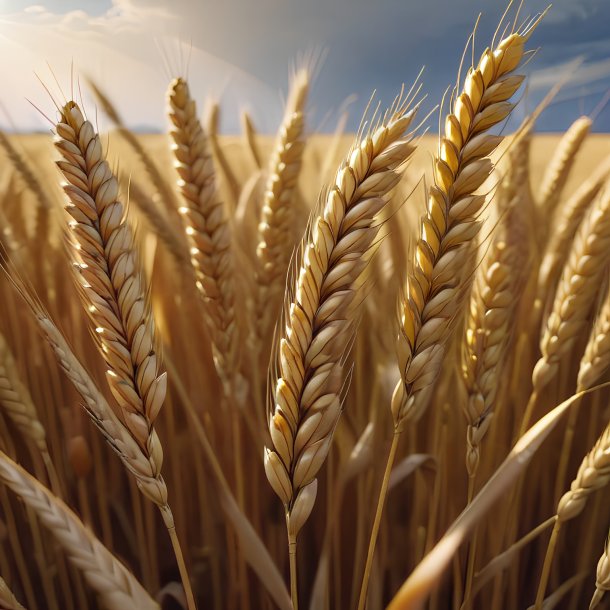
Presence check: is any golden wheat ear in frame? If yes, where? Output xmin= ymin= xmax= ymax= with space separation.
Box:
xmin=0 ymin=451 xmax=159 ymax=610
xmin=265 ymin=87 xmax=420 ymax=607
xmin=53 ymin=100 xmax=196 ymax=610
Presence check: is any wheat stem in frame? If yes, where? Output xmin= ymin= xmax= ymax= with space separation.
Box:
xmin=357 ymin=430 xmax=399 ymax=610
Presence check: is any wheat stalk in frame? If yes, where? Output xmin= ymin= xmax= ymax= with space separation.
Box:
xmin=393 ymin=26 xmax=533 ymax=427
xmin=0 ymin=451 xmax=158 ymax=610
xmin=590 ymin=530 xmax=610 ymax=609
xmin=54 ymin=101 xmax=195 ymax=609
xmin=167 ymin=77 xmax=241 ymax=394
xmin=265 ymin=92 xmax=419 ymax=608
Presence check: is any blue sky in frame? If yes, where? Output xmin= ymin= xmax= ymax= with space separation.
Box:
xmin=1 ymin=0 xmax=609 ymax=133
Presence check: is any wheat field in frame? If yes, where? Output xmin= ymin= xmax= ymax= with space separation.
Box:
xmin=0 ymin=6 xmax=610 ymax=610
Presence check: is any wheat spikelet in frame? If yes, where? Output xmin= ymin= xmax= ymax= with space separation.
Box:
xmin=0 ymin=576 xmax=25 ymax=610
xmin=168 ymin=77 xmax=240 ymax=389
xmin=532 ymin=181 xmax=610 ymax=391
xmin=556 ymin=422 xmax=610 ymax=523
xmin=590 ymin=530 xmax=610 ymax=609
xmin=393 ymin=27 xmax=532 ymax=426
xmin=0 ymin=332 xmax=48 ymax=456
xmin=537 ymin=115 xmax=591 ymax=215
xmin=0 ymin=452 xmax=158 ymax=610
xmin=265 ymin=95 xmax=419 ymax=537
xmin=254 ymin=68 xmax=309 ymax=346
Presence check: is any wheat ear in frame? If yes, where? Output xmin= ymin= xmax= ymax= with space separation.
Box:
xmin=393 ymin=27 xmax=532 ymax=427
xmin=537 ymin=156 xmax=610 ymax=299
xmin=536 ymin=115 xmax=591 ymax=216
xmin=0 ymin=576 xmax=25 ymax=610
xmin=524 ymin=181 xmax=610 ymax=431
xmin=0 ymin=451 xmax=158 ymax=610
xmin=254 ymin=68 xmax=309 ymax=345
xmin=461 ymin=224 xmax=526 ymax=478
xmin=535 ymin=421 xmax=610 ymax=609
xmin=590 ymin=530 xmax=610 ymax=609
xmin=0 ymin=332 xmax=60 ymax=493
xmin=265 ymin=93 xmax=419 ymax=608
xmin=167 ymin=78 xmax=240 ymax=393
xmin=54 ymin=101 xmax=195 ymax=610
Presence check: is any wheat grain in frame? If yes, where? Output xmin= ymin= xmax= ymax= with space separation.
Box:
xmin=393 ymin=27 xmax=531 ymax=426
xmin=0 ymin=452 xmax=158 ymax=610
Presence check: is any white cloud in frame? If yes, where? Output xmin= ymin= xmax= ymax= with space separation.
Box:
xmin=0 ymin=0 xmax=282 ymax=131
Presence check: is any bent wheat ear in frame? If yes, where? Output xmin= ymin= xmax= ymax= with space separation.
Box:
xmin=0 ymin=452 xmax=158 ymax=610
xmin=394 ymin=28 xmax=532 ymax=426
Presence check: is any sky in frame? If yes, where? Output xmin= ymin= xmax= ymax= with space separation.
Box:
xmin=0 ymin=0 xmax=610 ymax=133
